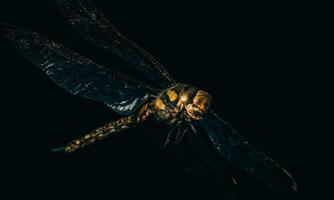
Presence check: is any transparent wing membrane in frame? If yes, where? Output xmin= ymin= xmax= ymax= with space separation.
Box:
xmin=53 ymin=0 xmax=176 ymax=88
xmin=196 ymin=111 xmax=297 ymax=192
xmin=0 ymin=23 xmax=157 ymax=114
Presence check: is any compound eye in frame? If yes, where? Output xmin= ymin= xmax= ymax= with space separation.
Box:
xmin=193 ymin=90 xmax=211 ymax=112
xmin=193 ymin=106 xmax=200 ymax=112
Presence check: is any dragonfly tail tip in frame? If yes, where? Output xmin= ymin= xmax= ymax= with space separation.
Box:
xmin=52 ymin=146 xmax=65 ymax=153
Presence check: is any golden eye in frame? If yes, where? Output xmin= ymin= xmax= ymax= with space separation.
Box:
xmin=193 ymin=106 xmax=200 ymax=111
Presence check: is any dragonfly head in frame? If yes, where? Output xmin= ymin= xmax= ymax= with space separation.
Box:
xmin=179 ymin=87 xmax=212 ymax=120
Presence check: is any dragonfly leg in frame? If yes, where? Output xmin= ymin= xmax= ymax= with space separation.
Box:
xmin=53 ymin=115 xmax=139 ymax=153
xmin=175 ymin=125 xmax=187 ymax=145
xmin=162 ymin=123 xmax=178 ymax=148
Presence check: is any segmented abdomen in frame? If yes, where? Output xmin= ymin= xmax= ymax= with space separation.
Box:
xmin=64 ymin=115 xmax=136 ymax=152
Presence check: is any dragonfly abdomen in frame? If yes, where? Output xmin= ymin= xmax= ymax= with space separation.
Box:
xmin=56 ymin=115 xmax=139 ymax=153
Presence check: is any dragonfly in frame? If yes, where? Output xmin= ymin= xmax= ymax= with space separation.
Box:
xmin=1 ymin=0 xmax=296 ymax=192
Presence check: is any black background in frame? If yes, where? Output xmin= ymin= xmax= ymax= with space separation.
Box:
xmin=0 ymin=0 xmax=327 ymax=199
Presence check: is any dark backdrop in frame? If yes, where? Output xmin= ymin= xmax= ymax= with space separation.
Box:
xmin=0 ymin=0 xmax=325 ymax=199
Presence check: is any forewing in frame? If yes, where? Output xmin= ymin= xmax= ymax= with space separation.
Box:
xmin=53 ymin=0 xmax=175 ymax=88
xmin=1 ymin=23 xmax=158 ymax=115
xmin=195 ymin=111 xmax=297 ymax=192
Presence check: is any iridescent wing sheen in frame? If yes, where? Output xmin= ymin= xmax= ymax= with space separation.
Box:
xmin=194 ymin=111 xmax=297 ymax=192
xmin=1 ymin=23 xmax=158 ymax=115
xmin=53 ymin=0 xmax=176 ymax=88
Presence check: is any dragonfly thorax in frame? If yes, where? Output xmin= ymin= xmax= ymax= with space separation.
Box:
xmin=153 ymin=83 xmax=212 ymax=122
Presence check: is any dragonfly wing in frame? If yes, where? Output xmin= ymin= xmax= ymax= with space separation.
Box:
xmin=158 ymin=123 xmax=238 ymax=191
xmin=1 ymin=23 xmax=158 ymax=115
xmin=186 ymin=123 xmax=235 ymax=176
xmin=194 ymin=111 xmax=297 ymax=192
xmin=185 ymin=126 xmax=240 ymax=192
xmin=53 ymin=0 xmax=176 ymax=88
